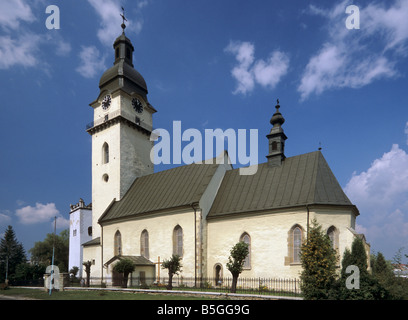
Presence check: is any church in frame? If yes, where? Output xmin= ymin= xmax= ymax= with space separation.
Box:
xmin=68 ymin=22 xmax=369 ymax=286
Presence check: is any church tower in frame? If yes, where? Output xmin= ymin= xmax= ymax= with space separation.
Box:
xmin=86 ymin=21 xmax=156 ymax=238
xmin=266 ymin=100 xmax=287 ymax=167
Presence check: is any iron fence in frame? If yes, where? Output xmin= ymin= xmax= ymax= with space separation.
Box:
xmin=74 ymin=276 xmax=302 ymax=297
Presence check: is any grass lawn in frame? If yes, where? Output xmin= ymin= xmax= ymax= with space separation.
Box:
xmin=0 ymin=287 xmax=222 ymax=300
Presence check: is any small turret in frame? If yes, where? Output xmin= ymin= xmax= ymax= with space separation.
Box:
xmin=266 ymin=99 xmax=287 ymax=167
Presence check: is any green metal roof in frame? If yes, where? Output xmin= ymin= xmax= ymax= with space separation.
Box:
xmin=99 ymin=151 xmax=357 ymax=223
xmin=99 ymin=161 xmax=220 ymax=223
xmin=207 ymin=151 xmax=356 ymax=218
xmin=104 ymin=255 xmax=154 ymax=266
xmin=82 ymin=237 xmax=101 ymax=247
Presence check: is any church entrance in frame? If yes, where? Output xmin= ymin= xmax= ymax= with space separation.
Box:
xmin=112 ymin=270 xmax=124 ymax=287
xmin=214 ymin=264 xmax=223 ymax=286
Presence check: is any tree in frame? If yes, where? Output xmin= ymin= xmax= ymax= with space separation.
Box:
xmin=299 ymin=219 xmax=338 ymax=300
xmin=162 ymin=254 xmax=182 ymax=290
xmin=226 ymin=241 xmax=249 ymax=293
xmin=371 ymin=251 xmax=408 ymax=300
xmin=0 ymin=226 xmax=27 ymax=283
xmin=113 ymin=258 xmax=135 ymax=288
xmin=14 ymin=263 xmax=46 ymax=284
xmin=29 ymin=229 xmax=69 ymax=272
xmin=336 ymin=237 xmax=389 ymax=300
xmin=372 ymin=252 xmax=390 ymax=278
xmin=69 ymin=266 xmax=79 ymax=279
xmin=83 ymin=261 xmax=92 ymax=287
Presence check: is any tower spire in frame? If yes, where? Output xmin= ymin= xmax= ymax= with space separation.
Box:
xmin=266 ymin=99 xmax=287 ymax=167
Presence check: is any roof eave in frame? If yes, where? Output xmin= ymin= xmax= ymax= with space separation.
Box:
xmin=207 ymin=203 xmax=359 ymax=220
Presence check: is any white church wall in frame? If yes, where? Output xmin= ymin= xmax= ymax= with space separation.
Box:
xmin=206 ymin=207 xmax=357 ymax=280
xmin=91 ymin=126 xmax=121 ymax=239
xmin=119 ymin=123 xmax=154 ymax=199
xmin=312 ymin=207 xmax=358 ymax=264
xmin=207 ymin=209 xmax=308 ymax=279
xmin=101 ymin=208 xmax=197 ymax=281
xmin=82 ymin=244 xmax=101 ymax=281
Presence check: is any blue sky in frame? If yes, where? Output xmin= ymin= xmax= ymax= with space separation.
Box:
xmin=0 ymin=0 xmax=407 ymax=261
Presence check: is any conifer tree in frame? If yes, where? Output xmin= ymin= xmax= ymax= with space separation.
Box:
xmin=337 ymin=237 xmax=389 ymax=300
xmin=299 ymin=219 xmax=338 ymax=299
xmin=0 ymin=225 xmax=27 ymax=282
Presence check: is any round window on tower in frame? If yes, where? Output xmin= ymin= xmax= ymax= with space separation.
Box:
xmin=102 ymin=174 xmax=109 ymax=182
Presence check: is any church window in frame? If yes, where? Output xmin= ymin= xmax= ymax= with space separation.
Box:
xmin=240 ymin=233 xmax=251 ymax=269
xmin=88 ymin=227 xmax=92 ymax=236
xmin=114 ymin=231 xmax=122 ymax=256
xmin=293 ymin=227 xmax=302 ymax=263
xmin=286 ymin=225 xmax=304 ymax=265
xmin=115 ymin=47 xmax=120 ymax=59
xmin=126 ymin=48 xmax=131 ymax=60
xmin=73 ymin=229 xmax=77 ymax=237
xmin=140 ymin=229 xmax=149 ymax=259
xmin=327 ymin=226 xmax=339 ymax=250
xmin=272 ymin=141 xmax=278 ymax=151
xmin=103 ymin=143 xmax=109 ymax=164
xmin=173 ymin=225 xmax=183 ymax=257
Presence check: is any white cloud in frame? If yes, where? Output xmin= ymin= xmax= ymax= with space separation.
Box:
xmin=225 ymin=41 xmax=255 ymax=95
xmin=253 ymin=51 xmax=290 ymax=90
xmin=0 ymin=33 xmax=41 ymax=69
xmin=56 ymin=40 xmax=72 ymax=57
xmin=16 ymin=202 xmax=60 ymax=225
xmin=299 ymin=0 xmax=408 ymax=100
xmin=15 ymin=202 xmax=70 ymax=229
xmin=344 ymin=143 xmax=408 ymax=254
xmin=0 ymin=1 xmax=72 ymax=69
xmin=0 ymin=211 xmax=12 ymax=224
xmin=0 ymin=0 xmax=35 ymax=30
xmin=56 ymin=216 xmax=70 ymax=229
xmin=87 ymin=0 xmax=123 ymax=46
xmin=87 ymin=0 xmax=148 ymax=46
xmin=76 ymin=46 xmax=106 ymax=78
xmin=225 ymin=41 xmax=289 ymax=95
xmin=405 ymin=122 xmax=408 ymax=145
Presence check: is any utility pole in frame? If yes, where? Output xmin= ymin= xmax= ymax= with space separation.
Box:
xmin=49 ymin=216 xmax=57 ymax=296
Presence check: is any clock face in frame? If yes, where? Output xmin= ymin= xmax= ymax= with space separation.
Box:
xmin=102 ymin=95 xmax=111 ymax=110
xmin=132 ymin=98 xmax=143 ymax=114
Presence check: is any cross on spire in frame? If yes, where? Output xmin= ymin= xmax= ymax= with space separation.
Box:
xmin=120 ymin=6 xmax=127 ymax=33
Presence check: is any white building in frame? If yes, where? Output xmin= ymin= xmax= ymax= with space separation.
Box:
xmin=68 ymin=198 xmax=92 ymax=278
xmin=73 ymin=23 xmax=370 ymax=286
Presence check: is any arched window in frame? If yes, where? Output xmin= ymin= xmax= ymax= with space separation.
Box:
xmin=285 ymin=225 xmax=304 ymax=265
xmin=293 ymin=227 xmax=302 ymax=263
xmin=173 ymin=225 xmax=183 ymax=257
xmin=114 ymin=231 xmax=122 ymax=256
xmin=103 ymin=142 xmax=109 ymax=164
xmin=140 ymin=230 xmax=149 ymax=259
xmin=240 ymin=232 xmax=251 ymax=269
xmin=327 ymin=226 xmax=339 ymax=250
